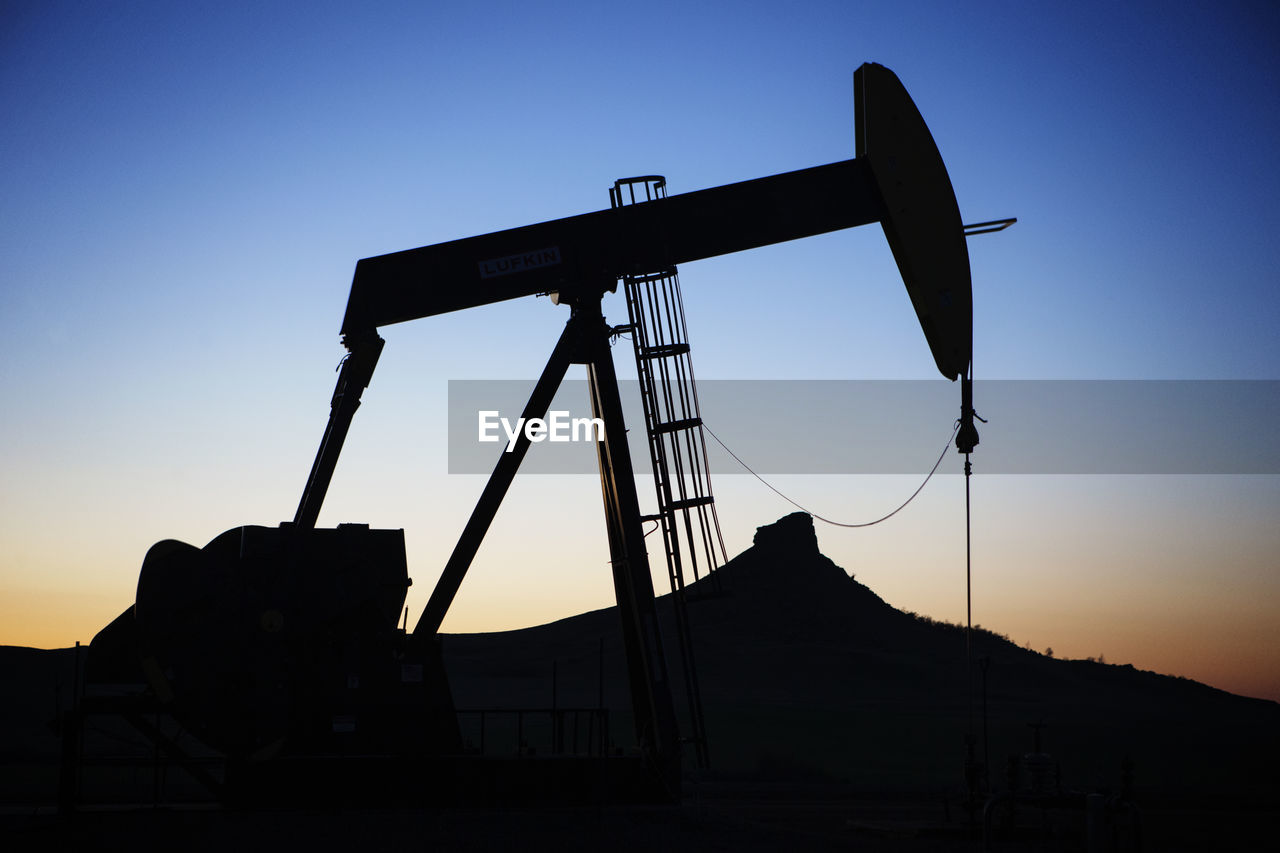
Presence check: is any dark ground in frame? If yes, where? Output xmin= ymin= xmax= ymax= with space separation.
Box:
xmin=3 ymin=787 xmax=1275 ymax=851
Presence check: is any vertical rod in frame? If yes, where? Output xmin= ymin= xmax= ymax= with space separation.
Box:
xmin=964 ymin=451 xmax=978 ymax=808
xmin=294 ymin=333 xmax=385 ymax=529
xmin=958 ymin=370 xmax=981 ymax=796
xmin=966 ymin=452 xmax=973 ymax=739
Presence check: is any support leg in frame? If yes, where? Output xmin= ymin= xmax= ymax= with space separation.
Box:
xmin=414 ymin=319 xmax=578 ymax=636
xmin=581 ymin=303 xmax=681 ymax=797
xmin=294 ymin=332 xmax=385 ymax=529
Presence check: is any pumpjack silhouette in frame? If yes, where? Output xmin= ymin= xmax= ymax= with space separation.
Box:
xmin=69 ymin=63 xmax=982 ymax=807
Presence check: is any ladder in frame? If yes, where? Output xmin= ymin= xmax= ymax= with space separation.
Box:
xmin=610 ymin=175 xmax=728 ymax=770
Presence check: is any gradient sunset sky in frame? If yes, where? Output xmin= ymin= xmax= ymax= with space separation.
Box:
xmin=2 ymin=2 xmax=1277 ymax=702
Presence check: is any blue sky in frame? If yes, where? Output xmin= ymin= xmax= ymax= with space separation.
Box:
xmin=2 ymin=1 xmax=1278 ymax=700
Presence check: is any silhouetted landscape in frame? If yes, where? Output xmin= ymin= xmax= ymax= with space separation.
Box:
xmin=3 ymin=513 xmax=1277 ymax=849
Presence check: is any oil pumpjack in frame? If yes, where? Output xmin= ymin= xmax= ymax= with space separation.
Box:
xmin=72 ymin=63 xmax=980 ymax=806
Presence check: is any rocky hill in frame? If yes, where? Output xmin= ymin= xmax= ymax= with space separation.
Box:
xmin=443 ymin=512 xmax=1280 ymax=800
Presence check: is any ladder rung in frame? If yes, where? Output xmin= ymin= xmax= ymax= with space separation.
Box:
xmin=667 ymin=496 xmax=714 ymax=513
xmin=625 ymin=267 xmax=678 ymax=285
xmin=638 ymin=342 xmax=690 ymax=360
xmin=641 ymin=496 xmax=715 ymax=523
xmin=652 ymin=417 xmax=702 ymax=435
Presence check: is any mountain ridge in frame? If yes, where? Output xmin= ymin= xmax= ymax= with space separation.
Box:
xmin=438 ymin=512 xmax=1279 ymax=795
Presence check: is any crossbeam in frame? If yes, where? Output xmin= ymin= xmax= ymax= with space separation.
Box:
xmin=340 ymin=158 xmax=883 ymax=334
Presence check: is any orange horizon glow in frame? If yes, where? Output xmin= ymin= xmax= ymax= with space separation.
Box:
xmin=5 ymin=475 xmax=1277 ymax=707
